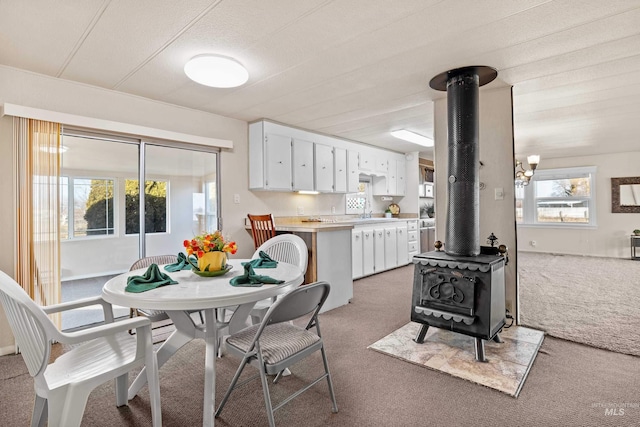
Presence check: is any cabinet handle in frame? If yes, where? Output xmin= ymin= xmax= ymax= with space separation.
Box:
xmin=302 ymin=163 xmax=306 ymax=167
xmin=278 ymin=161 xmax=283 ymax=164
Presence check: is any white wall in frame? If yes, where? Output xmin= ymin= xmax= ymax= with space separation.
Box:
xmin=517 ymin=151 xmax=640 ymax=258
xmin=434 ymin=86 xmax=517 ymax=313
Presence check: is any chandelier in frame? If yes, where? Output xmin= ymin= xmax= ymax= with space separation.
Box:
xmin=515 ymin=155 xmax=540 ymax=187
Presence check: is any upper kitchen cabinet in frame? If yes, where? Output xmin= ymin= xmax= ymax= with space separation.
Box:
xmin=292 ymin=138 xmax=314 ymax=191
xmin=315 ymin=143 xmax=335 ymax=192
xmin=250 ymin=120 xmax=410 ymax=195
xmin=249 ymin=121 xmax=292 ymax=191
xmin=334 ymin=147 xmax=347 ymax=193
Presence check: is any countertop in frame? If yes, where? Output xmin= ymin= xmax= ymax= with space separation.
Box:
xmin=244 ymin=215 xmax=419 ymax=233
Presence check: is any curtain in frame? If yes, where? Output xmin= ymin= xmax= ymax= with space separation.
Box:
xmin=13 ymin=117 xmax=62 ymax=326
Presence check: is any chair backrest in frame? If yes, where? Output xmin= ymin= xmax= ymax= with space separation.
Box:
xmin=0 ymin=270 xmax=54 ymax=378
xmin=247 ymin=214 xmax=276 ymax=249
xmin=254 ymin=234 xmax=308 ymax=274
xmin=129 ymin=255 xmax=179 ymax=271
xmin=264 ymin=281 xmax=330 ymax=326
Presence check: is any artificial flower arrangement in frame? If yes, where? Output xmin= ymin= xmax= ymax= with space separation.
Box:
xmin=183 ymin=231 xmax=237 ymax=272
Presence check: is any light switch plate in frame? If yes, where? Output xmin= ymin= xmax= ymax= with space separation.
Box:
xmin=494 ymin=187 xmax=504 ymax=200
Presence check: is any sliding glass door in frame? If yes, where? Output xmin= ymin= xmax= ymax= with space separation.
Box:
xmin=59 ymin=131 xmax=220 ymax=329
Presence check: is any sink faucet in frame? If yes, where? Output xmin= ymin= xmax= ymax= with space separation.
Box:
xmin=361 ymin=198 xmax=372 ymax=219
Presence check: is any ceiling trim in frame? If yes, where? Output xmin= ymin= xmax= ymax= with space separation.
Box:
xmin=1 ymin=103 xmax=232 ymax=149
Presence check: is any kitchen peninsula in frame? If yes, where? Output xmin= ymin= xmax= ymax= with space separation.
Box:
xmin=245 ymin=215 xmax=418 ymax=312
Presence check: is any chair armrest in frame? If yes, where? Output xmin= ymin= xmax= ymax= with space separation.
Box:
xmin=42 ymin=296 xmax=115 ymax=323
xmin=55 ymin=316 xmax=152 ymax=345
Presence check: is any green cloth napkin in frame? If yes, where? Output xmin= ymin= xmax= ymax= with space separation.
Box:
xmin=164 ymin=252 xmax=198 ymax=272
xmin=126 ymin=264 xmax=178 ymax=293
xmin=229 ymin=263 xmax=284 ymax=287
xmin=242 ymin=251 xmax=278 ymax=269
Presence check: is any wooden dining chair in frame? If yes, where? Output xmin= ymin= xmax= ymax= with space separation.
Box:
xmin=248 ymin=214 xmax=276 ymax=250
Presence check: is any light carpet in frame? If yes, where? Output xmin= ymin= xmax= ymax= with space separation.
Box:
xmin=518 ymin=252 xmax=640 ymax=357
xmin=368 ymin=323 xmax=543 ymax=397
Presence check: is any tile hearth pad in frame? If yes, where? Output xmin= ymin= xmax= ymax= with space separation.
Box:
xmin=368 ymin=323 xmax=543 ymax=397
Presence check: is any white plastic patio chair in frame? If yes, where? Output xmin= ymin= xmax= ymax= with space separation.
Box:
xmin=215 ymin=281 xmax=338 ymax=427
xmin=248 ymin=233 xmax=308 ymax=324
xmin=0 ymin=270 xmax=162 ymax=427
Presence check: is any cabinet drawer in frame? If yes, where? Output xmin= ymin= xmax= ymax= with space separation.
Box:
xmin=407 ymin=220 xmax=418 ymax=231
xmin=408 ymin=241 xmax=419 ymax=253
xmin=408 ymin=231 xmax=418 ymax=242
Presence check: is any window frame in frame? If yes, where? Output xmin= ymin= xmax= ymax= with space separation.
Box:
xmin=517 ymin=166 xmax=597 ymax=228
xmin=61 ymin=175 xmax=118 ymax=241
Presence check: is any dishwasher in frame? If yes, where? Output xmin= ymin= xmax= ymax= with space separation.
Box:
xmin=419 ymin=219 xmax=435 ymax=253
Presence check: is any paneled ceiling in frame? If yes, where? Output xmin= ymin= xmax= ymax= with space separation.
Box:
xmin=2 ymin=0 xmax=640 ymax=161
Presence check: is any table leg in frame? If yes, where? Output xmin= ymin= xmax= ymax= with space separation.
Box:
xmin=128 ymin=310 xmax=196 ymax=399
xmin=203 ymin=308 xmax=218 ymax=427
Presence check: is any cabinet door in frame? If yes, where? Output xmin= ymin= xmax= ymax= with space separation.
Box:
xmin=265 ymin=133 xmax=292 ymax=191
xmin=396 ymin=225 xmax=408 ymax=266
xmin=384 ymin=227 xmax=397 ymax=269
xmin=347 ymin=150 xmax=360 ymax=192
xmin=374 ymin=228 xmax=385 ymax=272
xmin=334 ymin=147 xmax=347 ymax=193
xmin=387 ymin=160 xmax=397 ymax=195
xmin=362 ymin=229 xmax=375 ymax=276
xmin=359 ymin=152 xmax=374 ymax=171
xmin=352 ymin=230 xmax=363 ymax=279
xmin=292 ymin=138 xmax=314 ymax=191
xmin=396 ymin=160 xmax=406 ymax=196
xmin=376 ymin=157 xmax=388 ymax=174
xmin=315 ymin=144 xmax=334 ymax=192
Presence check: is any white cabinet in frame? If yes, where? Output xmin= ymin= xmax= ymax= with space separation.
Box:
xmin=396 ymin=225 xmax=408 ymax=266
xmin=315 ymin=144 xmax=334 ymax=192
xmin=384 ymin=226 xmax=397 ymax=270
xmin=396 ymin=160 xmax=406 ymax=196
xmin=359 ymin=152 xmax=374 ymax=171
xmin=376 ymin=157 xmax=388 ymax=174
xmin=362 ymin=229 xmax=375 ymax=276
xmin=334 ymin=147 xmax=347 ymax=193
xmin=347 ymin=150 xmax=360 ymax=193
xmin=387 ymin=160 xmax=397 ymax=195
xmin=292 ymin=138 xmax=314 ymax=191
xmin=407 ymin=220 xmax=419 ymax=259
xmin=351 ymin=230 xmax=363 ymax=279
xmin=265 ymin=133 xmax=292 ymax=191
xmin=373 ymin=228 xmax=385 ymax=273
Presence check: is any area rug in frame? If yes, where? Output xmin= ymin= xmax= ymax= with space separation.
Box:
xmin=518 ymin=252 xmax=640 ymax=357
xmin=368 ymin=322 xmax=543 ymax=397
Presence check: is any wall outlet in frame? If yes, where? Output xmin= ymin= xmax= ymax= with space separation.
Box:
xmin=297 ymin=206 xmax=304 ymax=215
xmin=233 ymin=194 xmax=240 ymax=204
xmin=529 ymin=240 xmax=537 ymax=247
xmin=331 ymin=206 xmax=336 ymax=214
xmin=505 ymin=300 xmax=513 ymax=314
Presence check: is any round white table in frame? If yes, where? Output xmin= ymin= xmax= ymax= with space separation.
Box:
xmin=102 ymin=258 xmax=304 ymax=427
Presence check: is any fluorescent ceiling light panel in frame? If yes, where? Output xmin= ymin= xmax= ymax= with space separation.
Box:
xmin=184 ymin=55 xmax=249 ymax=88
xmin=391 ymin=130 xmax=433 ymax=147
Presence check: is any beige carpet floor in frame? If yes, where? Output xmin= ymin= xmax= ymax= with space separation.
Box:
xmin=518 ymin=252 xmax=640 ymax=357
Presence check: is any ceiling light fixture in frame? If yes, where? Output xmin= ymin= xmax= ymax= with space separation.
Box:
xmin=184 ymin=54 xmax=249 ymax=88
xmin=515 ymin=155 xmax=540 ymax=187
xmin=391 ymin=130 xmax=434 ymax=147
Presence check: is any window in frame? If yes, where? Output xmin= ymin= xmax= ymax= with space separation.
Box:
xmin=518 ymin=166 xmax=596 ymax=227
xmin=60 ymin=177 xmax=116 ymax=239
xmin=125 ymin=179 xmax=168 ymax=234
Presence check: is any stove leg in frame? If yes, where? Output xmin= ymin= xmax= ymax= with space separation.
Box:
xmin=492 ymin=333 xmax=504 ymax=343
xmin=413 ymin=324 xmax=430 ymax=344
xmin=474 ymin=338 xmax=487 ymax=362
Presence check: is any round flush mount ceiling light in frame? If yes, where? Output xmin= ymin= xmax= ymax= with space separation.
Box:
xmin=184 ymin=54 xmax=249 ymax=88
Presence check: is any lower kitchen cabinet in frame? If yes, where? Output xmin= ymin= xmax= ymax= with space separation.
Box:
xmin=352 ymin=220 xmax=415 ymax=279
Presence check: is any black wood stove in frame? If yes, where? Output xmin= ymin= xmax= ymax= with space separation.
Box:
xmin=411 ymin=65 xmax=507 ymax=362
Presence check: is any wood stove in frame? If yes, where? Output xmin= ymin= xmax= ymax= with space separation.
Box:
xmin=411 ymin=65 xmax=506 ymax=362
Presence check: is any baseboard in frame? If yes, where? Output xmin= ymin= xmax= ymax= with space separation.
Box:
xmin=0 ymin=343 xmax=16 ymax=356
